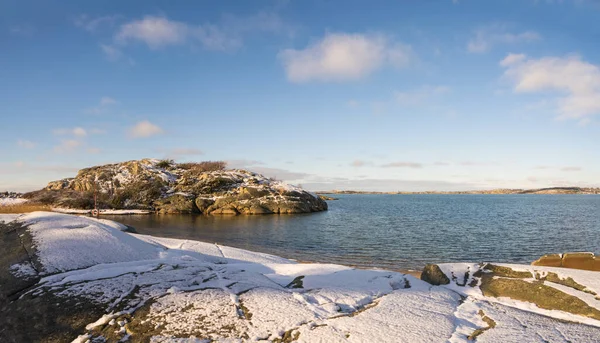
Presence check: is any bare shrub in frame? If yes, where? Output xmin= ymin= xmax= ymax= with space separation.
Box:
xmin=178 ymin=161 xmax=227 ymax=173
xmin=156 ymin=159 xmax=174 ymax=169
xmin=0 ymin=203 xmax=52 ymax=214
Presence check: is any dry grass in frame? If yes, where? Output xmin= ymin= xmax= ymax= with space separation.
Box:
xmin=0 ymin=203 xmax=52 ymax=214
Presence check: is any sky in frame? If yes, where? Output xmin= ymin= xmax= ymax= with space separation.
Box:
xmin=1 ymin=0 xmax=600 ymax=192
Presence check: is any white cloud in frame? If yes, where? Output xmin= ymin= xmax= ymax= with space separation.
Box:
xmin=129 ymin=120 xmax=164 ymax=138
xmin=468 ymin=24 xmax=540 ymax=53
xmin=381 ymin=162 xmax=423 ymax=168
xmin=53 ymin=139 xmax=81 ymax=153
xmin=99 ymin=44 xmax=124 ymax=61
xmin=500 ymin=53 xmax=526 ymax=66
xmin=17 ymin=139 xmax=36 ymax=149
xmin=395 ymin=85 xmax=450 ymax=106
xmin=115 ymin=16 xmax=239 ymax=51
xmin=351 ymin=160 xmax=370 ymax=167
xmin=85 ymin=96 xmax=118 ymax=114
xmin=116 ymin=16 xmax=189 ymax=49
xmin=74 ymin=14 xmax=120 ymax=32
xmin=100 ymin=96 xmax=117 ymax=106
xmin=53 ymin=127 xmax=87 ymax=137
xmin=501 ymin=53 xmax=600 ymax=119
xmin=73 ymin=127 xmax=87 ymax=137
xmin=278 ymin=33 xmax=413 ymax=82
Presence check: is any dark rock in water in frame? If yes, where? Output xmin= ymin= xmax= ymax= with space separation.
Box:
xmin=22 ymin=159 xmax=328 ymax=215
xmin=421 ymin=264 xmax=450 ymax=285
xmin=318 ymin=195 xmax=338 ymax=201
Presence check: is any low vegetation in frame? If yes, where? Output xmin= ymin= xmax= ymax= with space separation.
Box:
xmin=0 ymin=203 xmax=52 ymax=214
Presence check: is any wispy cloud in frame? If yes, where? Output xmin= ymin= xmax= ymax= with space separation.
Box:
xmin=53 ymin=127 xmax=87 ymax=137
xmin=53 ymin=139 xmax=81 ymax=153
xmin=163 ymin=148 xmax=204 ymax=159
xmin=534 ymin=165 xmax=582 ymax=172
xmin=85 ymin=96 xmax=118 ymax=114
xmin=74 ymin=14 xmax=120 ymax=32
xmin=279 ymin=33 xmax=414 ymax=83
xmin=381 ymin=162 xmax=423 ymax=168
xmin=561 ymin=166 xmax=582 ymax=172
xmin=128 ymin=120 xmax=164 ymax=138
xmin=467 ymin=24 xmax=540 ymax=53
xmin=395 ymin=85 xmax=450 ymax=106
xmin=9 ymin=24 xmax=35 ymax=37
xmin=501 ymin=53 xmax=600 ymax=120
xmin=114 ymin=11 xmax=291 ymax=52
xmin=351 ymin=160 xmax=371 ymax=167
xmin=226 ymin=160 xmax=265 ymax=168
xmin=17 ymin=139 xmax=36 ymax=149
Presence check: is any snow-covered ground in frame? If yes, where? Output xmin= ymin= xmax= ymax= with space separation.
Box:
xmin=2 ymin=212 xmax=600 ymax=343
xmin=0 ymin=197 xmax=27 ymax=206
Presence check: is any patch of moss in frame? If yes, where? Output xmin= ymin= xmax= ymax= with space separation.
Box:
xmin=482 ymin=264 xmax=532 ymax=278
xmin=286 ymin=276 xmax=305 ymax=289
xmin=238 ymin=301 xmax=253 ymax=320
xmin=467 ymin=309 xmax=496 ymax=340
xmin=542 ymin=272 xmax=597 ymax=295
xmin=480 ymin=276 xmax=600 ymax=321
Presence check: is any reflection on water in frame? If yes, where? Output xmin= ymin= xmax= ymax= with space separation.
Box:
xmin=104 ymin=194 xmax=600 ymax=270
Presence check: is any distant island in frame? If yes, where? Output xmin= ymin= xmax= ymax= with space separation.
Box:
xmin=318 ymin=187 xmax=600 ymax=195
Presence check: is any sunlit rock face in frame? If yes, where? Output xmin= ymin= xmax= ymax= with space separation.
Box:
xmin=23 ymin=159 xmax=327 ymax=215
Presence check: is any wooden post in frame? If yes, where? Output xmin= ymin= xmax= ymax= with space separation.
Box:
xmin=93 ymin=181 xmax=98 ymax=218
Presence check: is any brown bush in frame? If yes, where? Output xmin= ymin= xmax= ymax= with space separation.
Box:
xmin=178 ymin=161 xmax=227 ymax=173
xmin=0 ymin=203 xmax=52 ymax=213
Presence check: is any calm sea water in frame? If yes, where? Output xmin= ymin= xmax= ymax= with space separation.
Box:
xmin=104 ymin=194 xmax=600 ymax=270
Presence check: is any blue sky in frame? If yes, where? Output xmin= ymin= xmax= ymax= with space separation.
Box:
xmin=1 ymin=0 xmax=600 ymax=192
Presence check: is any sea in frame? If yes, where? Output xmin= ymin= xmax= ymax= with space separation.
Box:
xmin=104 ymin=194 xmax=600 ymax=270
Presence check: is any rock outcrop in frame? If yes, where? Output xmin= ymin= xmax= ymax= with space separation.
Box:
xmin=532 ymin=252 xmax=600 ymax=271
xmin=23 ymin=159 xmax=327 ymax=215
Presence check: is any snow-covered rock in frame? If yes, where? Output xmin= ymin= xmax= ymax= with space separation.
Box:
xmin=23 ymin=159 xmax=327 ymax=215
xmin=2 ymin=212 xmax=600 ymax=342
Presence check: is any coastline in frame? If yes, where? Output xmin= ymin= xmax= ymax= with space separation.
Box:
xmin=317 ymin=186 xmax=600 ymax=195
xmin=2 ymin=212 xmax=600 ymax=342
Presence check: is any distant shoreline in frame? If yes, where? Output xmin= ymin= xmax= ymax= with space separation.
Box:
xmin=317 ymin=187 xmax=600 ymax=195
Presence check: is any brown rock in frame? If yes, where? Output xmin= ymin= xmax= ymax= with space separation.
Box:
xmin=531 ymin=254 xmax=562 ymax=268
xmin=532 ymin=252 xmax=600 ymax=271
xmin=421 ymin=264 xmax=450 ymax=285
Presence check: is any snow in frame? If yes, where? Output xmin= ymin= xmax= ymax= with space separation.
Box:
xmin=52 ymin=208 xmax=151 ymax=215
xmin=16 ymin=212 xmax=162 ymax=274
xmin=6 ymin=212 xmax=600 ymax=342
xmin=0 ymin=213 xmax=21 ymax=223
xmin=0 ymin=197 xmax=27 ymax=206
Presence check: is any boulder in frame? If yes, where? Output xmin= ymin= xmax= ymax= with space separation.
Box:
xmin=421 ymin=264 xmax=450 ymax=285
xmin=194 ymin=198 xmax=215 ymax=214
xmin=210 ymin=207 xmax=239 ymax=215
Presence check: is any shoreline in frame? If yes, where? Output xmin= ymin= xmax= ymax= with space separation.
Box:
xmin=2 ymin=212 xmax=600 ymax=342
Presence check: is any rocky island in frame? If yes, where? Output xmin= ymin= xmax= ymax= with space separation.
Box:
xmin=21 ymin=159 xmax=327 ymax=215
